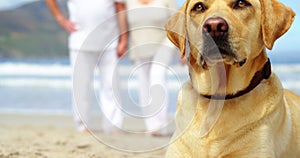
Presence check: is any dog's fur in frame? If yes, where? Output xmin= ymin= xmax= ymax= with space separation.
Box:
xmin=165 ymin=0 xmax=299 ymax=157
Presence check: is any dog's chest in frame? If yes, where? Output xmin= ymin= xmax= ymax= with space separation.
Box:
xmin=178 ymin=122 xmax=269 ymax=157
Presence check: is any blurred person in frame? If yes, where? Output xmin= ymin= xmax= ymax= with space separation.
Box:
xmin=124 ymin=0 xmax=178 ymax=136
xmin=45 ymin=0 xmax=128 ymax=133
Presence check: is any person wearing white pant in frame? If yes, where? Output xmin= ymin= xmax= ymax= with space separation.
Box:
xmin=124 ymin=0 xmax=178 ymax=136
xmin=135 ymin=44 xmax=175 ymax=135
xmin=46 ymin=0 xmax=128 ymax=132
xmin=71 ymin=48 xmax=123 ymax=132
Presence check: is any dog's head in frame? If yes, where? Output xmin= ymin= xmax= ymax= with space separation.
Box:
xmin=165 ymin=0 xmax=295 ymax=67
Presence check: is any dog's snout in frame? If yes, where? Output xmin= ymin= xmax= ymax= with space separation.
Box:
xmin=203 ymin=17 xmax=228 ymax=38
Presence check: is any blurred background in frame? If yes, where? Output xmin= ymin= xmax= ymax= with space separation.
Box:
xmin=0 ymin=0 xmax=299 ymax=115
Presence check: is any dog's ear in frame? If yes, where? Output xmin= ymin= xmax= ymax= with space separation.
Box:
xmin=261 ymin=0 xmax=295 ymax=50
xmin=165 ymin=2 xmax=188 ymax=58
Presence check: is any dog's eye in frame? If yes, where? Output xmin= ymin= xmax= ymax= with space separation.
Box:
xmin=233 ymin=0 xmax=250 ymax=9
xmin=237 ymin=0 xmax=246 ymax=7
xmin=192 ymin=2 xmax=206 ymax=13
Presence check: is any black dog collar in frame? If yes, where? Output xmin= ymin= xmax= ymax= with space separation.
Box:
xmin=202 ymin=58 xmax=271 ymax=100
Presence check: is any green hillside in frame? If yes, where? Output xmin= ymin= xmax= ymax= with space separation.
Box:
xmin=0 ymin=0 xmax=68 ymax=58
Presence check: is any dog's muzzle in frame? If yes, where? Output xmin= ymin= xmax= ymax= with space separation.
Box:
xmin=200 ymin=17 xmax=245 ymax=67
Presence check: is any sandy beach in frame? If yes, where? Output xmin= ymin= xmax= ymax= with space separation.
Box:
xmin=0 ymin=113 xmax=173 ymax=158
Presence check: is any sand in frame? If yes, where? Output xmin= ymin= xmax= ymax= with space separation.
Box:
xmin=0 ymin=113 xmax=173 ymax=158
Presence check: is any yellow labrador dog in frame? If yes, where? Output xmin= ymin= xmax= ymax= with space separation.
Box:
xmin=165 ymin=0 xmax=299 ymax=157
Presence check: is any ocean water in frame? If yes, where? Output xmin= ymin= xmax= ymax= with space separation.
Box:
xmin=0 ymin=58 xmax=188 ymax=115
xmin=0 ymin=58 xmax=299 ymax=115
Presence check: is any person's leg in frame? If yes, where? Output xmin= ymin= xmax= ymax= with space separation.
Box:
xmin=146 ymin=46 xmax=174 ymax=134
xmin=135 ymin=59 xmax=158 ymax=133
xmin=135 ymin=59 xmax=151 ymax=109
xmin=97 ymin=48 xmax=123 ymax=133
xmin=71 ymin=50 xmax=98 ymax=131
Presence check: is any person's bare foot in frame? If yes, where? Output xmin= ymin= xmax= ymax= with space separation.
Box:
xmin=78 ymin=128 xmax=89 ymax=134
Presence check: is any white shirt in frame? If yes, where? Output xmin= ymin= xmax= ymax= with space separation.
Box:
xmin=67 ymin=0 xmax=124 ymax=51
xmin=125 ymin=0 xmax=177 ymax=60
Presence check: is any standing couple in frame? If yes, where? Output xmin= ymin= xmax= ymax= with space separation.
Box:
xmin=46 ymin=0 xmax=179 ymax=136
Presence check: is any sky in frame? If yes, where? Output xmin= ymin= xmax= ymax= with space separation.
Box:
xmin=0 ymin=0 xmax=299 ymax=53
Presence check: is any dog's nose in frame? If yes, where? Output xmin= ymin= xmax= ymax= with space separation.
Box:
xmin=203 ymin=17 xmax=228 ymax=38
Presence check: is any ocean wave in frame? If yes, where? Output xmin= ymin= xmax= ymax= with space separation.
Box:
xmin=0 ymin=78 xmax=184 ymax=91
xmin=0 ymin=108 xmax=72 ymax=115
xmin=0 ymin=63 xmax=71 ymax=76
xmin=273 ymin=64 xmax=300 ymax=73
xmin=0 ymin=62 xmax=299 ymax=91
xmin=1 ymin=62 xmax=300 ymax=76
xmin=0 ymin=62 xmax=189 ymax=77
